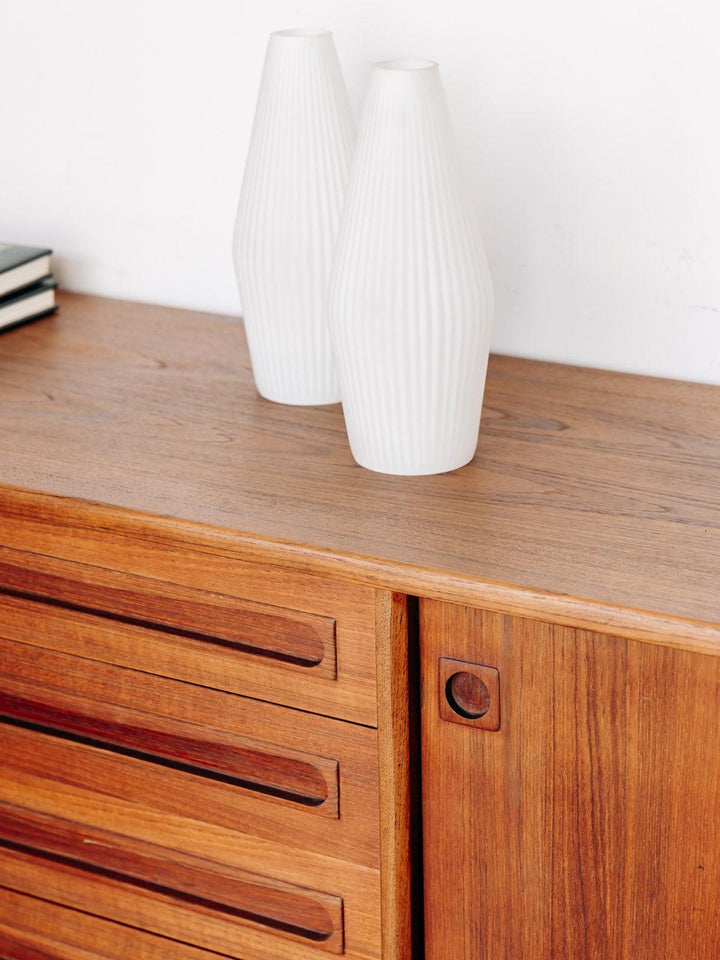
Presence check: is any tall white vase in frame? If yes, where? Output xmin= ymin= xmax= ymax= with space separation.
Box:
xmin=328 ymin=60 xmax=494 ymax=474
xmin=234 ymin=29 xmax=354 ymax=405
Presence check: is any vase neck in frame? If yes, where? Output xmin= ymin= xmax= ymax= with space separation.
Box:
xmin=370 ymin=59 xmax=441 ymax=105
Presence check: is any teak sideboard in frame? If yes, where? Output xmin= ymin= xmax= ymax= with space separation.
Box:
xmin=0 ymin=293 xmax=718 ymax=960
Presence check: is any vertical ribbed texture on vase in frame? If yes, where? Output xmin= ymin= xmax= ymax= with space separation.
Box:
xmin=328 ymin=60 xmax=494 ymax=473
xmin=234 ymin=28 xmax=354 ymax=405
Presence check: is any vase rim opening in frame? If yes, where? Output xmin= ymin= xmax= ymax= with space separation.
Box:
xmin=273 ymin=27 xmax=331 ymax=38
xmin=375 ymin=58 xmax=438 ymax=72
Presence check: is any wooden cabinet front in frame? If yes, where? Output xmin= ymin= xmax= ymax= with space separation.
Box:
xmin=0 ymin=543 xmax=379 ymax=727
xmin=420 ymin=600 xmax=720 ymax=960
xmin=0 ymin=544 xmax=389 ymax=960
xmin=0 ymin=636 xmax=382 ymax=959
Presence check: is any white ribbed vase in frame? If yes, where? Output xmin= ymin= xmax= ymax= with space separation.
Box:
xmin=233 ymin=28 xmax=354 ymax=404
xmin=328 ymin=59 xmax=494 ymax=474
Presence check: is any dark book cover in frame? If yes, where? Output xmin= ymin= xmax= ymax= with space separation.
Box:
xmin=0 ymin=277 xmax=58 ymax=334
xmin=0 ymin=242 xmax=52 ymax=274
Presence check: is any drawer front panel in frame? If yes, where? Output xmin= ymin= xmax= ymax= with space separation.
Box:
xmin=0 ymin=545 xmax=378 ymax=726
xmin=0 ymin=805 xmax=344 ymax=954
xmin=0 ymin=556 xmax=335 ymax=672
xmin=0 ymin=754 xmax=382 ymax=960
xmin=0 ymin=887 xmax=233 ymax=960
xmin=0 ymin=686 xmax=338 ymax=811
xmin=0 ymin=639 xmax=380 ymax=865
xmin=0 ymin=642 xmax=383 ymax=959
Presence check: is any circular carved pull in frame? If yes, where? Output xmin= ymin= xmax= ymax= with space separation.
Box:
xmin=445 ymin=671 xmax=491 ymax=719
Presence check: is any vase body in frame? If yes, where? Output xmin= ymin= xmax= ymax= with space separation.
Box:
xmin=327 ymin=60 xmax=494 ymax=474
xmin=234 ymin=29 xmax=354 ymax=405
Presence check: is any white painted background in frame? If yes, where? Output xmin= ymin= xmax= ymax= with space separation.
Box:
xmin=2 ymin=0 xmax=719 ymax=383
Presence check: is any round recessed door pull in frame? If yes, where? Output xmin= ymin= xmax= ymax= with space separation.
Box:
xmin=438 ymin=657 xmax=501 ymax=730
xmin=445 ymin=671 xmax=491 ymax=719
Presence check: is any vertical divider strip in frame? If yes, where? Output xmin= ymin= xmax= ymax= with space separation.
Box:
xmin=375 ymin=591 xmax=424 ymax=960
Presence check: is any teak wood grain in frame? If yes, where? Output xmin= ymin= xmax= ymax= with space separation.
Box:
xmin=0 ymin=636 xmax=380 ymax=866
xmin=0 ymin=641 xmax=384 ymax=958
xmin=0 ymin=927 xmax=185 ymax=960
xmin=0 ymin=554 xmax=335 ymax=670
xmin=1 ymin=292 xmax=719 ymax=960
xmin=0 ymin=887 xmax=238 ymax=960
xmin=0 ymin=754 xmax=382 ymax=959
xmin=0 ymin=292 xmax=718 ymax=648
xmin=0 ymin=887 xmax=232 ymax=959
xmin=374 ymin=592 xmax=420 ymax=960
xmin=0 ymin=544 xmax=378 ymax=726
xmin=0 ymin=802 xmax=344 ymax=950
xmin=420 ymin=600 xmax=720 ymax=960
xmin=0 ymin=931 xmax=79 ymax=960
xmin=0 ymin=683 xmax=337 ymax=813
xmin=0 ymin=844 xmax=343 ymax=959
xmin=0 ymin=887 xmax=231 ymax=960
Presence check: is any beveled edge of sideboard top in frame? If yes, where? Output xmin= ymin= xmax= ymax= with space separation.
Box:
xmin=1 ymin=292 xmax=719 ymax=654
xmin=1 ymin=484 xmax=719 ymax=658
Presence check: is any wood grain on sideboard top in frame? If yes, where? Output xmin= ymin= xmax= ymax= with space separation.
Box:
xmin=0 ymin=292 xmax=718 ymax=649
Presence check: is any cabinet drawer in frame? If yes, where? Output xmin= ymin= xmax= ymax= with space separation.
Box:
xmin=0 ymin=797 xmax=382 ymax=959
xmin=0 ymin=887 xmax=228 ymax=960
xmin=0 ymin=638 xmax=380 ymax=866
xmin=0 ymin=641 xmax=382 ymax=959
xmin=0 ymin=545 xmax=378 ymax=725
xmin=0 ymin=811 xmax=345 ymax=956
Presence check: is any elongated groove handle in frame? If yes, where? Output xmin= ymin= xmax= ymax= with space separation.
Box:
xmin=0 ymin=559 xmax=334 ymax=668
xmin=0 ymin=691 xmax=333 ymax=808
xmin=0 ymin=804 xmax=343 ymax=948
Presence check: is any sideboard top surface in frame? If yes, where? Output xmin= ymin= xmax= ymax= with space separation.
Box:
xmin=1 ymin=293 xmax=718 ymax=642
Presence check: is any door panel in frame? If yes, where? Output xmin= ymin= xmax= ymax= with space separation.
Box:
xmin=420 ymin=601 xmax=720 ymax=960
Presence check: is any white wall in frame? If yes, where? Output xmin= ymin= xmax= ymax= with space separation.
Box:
xmin=2 ymin=0 xmax=719 ymax=384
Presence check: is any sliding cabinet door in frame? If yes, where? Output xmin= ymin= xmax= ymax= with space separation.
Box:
xmin=420 ymin=600 xmax=720 ymax=960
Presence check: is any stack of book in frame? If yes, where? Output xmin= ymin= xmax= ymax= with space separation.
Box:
xmin=0 ymin=243 xmax=58 ymax=334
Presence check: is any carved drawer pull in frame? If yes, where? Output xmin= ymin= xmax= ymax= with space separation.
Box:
xmin=0 ymin=803 xmax=343 ymax=950
xmin=0 ymin=559 xmax=334 ymax=669
xmin=0 ymin=691 xmax=335 ymax=809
